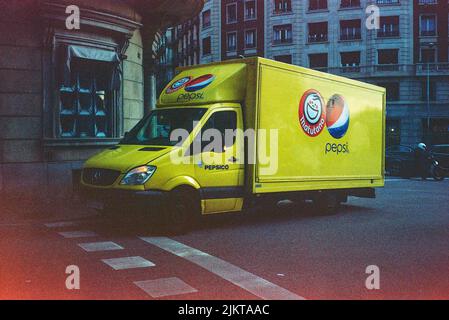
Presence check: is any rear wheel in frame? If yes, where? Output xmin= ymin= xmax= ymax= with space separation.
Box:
xmin=165 ymin=187 xmax=201 ymax=234
xmin=312 ymin=192 xmax=340 ymax=215
xmin=431 ymin=165 xmax=445 ymax=181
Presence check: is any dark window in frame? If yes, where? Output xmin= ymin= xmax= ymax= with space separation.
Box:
xmin=340 ymin=0 xmax=360 ymax=8
xmin=378 ymin=16 xmax=400 ymax=37
xmin=378 ymin=49 xmax=399 ymax=64
xmin=202 ymin=37 xmax=211 ymax=56
xmin=273 ymin=24 xmax=292 ymax=44
xmin=226 ymin=3 xmax=237 ymax=23
xmin=274 ymin=55 xmax=292 ymax=64
xmin=422 ymin=81 xmax=437 ymax=101
xmin=274 ymin=0 xmax=292 ymax=13
xmin=309 ymin=53 xmax=328 ymax=69
xmin=308 ymin=22 xmax=328 ymax=43
xmin=245 ymin=29 xmax=257 ymax=48
xmin=202 ymin=10 xmax=211 ymax=28
xmin=420 ymin=15 xmax=436 ymax=36
xmin=340 ymin=19 xmax=361 ymax=40
xmin=378 ymin=82 xmax=400 ymax=101
xmin=309 ymin=0 xmax=328 ymax=11
xmin=245 ymin=0 xmax=256 ymax=20
xmin=59 ymin=59 xmax=116 ymax=138
xmin=420 ymin=48 xmax=436 ymax=63
xmin=227 ymin=32 xmax=237 ymax=51
xmin=341 ymin=51 xmax=361 ymax=72
xmin=200 ymin=111 xmax=237 ymax=153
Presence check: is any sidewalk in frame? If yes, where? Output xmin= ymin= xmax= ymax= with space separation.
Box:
xmin=0 ymin=195 xmax=97 ymax=225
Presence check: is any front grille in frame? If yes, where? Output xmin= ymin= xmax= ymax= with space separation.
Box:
xmin=82 ymin=168 xmax=121 ymax=186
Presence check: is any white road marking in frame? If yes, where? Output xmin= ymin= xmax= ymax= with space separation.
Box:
xmin=78 ymin=241 xmax=124 ymax=252
xmin=102 ymin=256 xmax=155 ymax=270
xmin=140 ymin=237 xmax=305 ymax=300
xmin=45 ymin=221 xmax=78 ymax=228
xmin=134 ymin=277 xmax=198 ymax=298
xmin=58 ymin=231 xmax=97 ymax=238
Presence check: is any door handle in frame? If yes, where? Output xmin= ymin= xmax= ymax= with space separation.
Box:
xmin=228 ymin=156 xmax=238 ymax=163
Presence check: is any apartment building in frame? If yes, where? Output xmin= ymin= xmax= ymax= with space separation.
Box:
xmin=221 ymin=0 xmax=265 ymax=60
xmin=172 ymin=0 xmax=449 ymax=145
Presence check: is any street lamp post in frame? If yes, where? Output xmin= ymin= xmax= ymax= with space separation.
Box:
xmin=426 ymin=42 xmax=436 ymax=143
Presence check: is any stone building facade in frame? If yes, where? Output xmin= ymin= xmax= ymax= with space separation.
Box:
xmin=0 ymin=0 xmax=203 ymax=202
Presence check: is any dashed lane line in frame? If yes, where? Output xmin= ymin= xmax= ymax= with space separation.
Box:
xmin=140 ymin=237 xmax=305 ymax=300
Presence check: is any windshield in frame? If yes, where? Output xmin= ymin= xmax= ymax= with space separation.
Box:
xmin=121 ymin=108 xmax=207 ymax=146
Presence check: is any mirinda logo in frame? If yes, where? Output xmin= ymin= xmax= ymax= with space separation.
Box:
xmin=299 ymin=90 xmax=350 ymax=139
xmin=166 ymin=74 xmax=215 ymax=94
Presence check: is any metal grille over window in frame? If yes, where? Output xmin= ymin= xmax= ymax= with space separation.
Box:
xmin=59 ymin=45 xmax=121 ymax=139
xmin=60 ymin=60 xmax=111 ymax=138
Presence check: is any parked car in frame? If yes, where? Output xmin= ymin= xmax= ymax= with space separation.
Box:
xmin=385 ymin=145 xmax=416 ymax=177
xmin=430 ymin=144 xmax=449 ymax=169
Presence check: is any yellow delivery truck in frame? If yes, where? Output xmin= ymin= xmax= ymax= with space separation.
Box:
xmin=81 ymin=57 xmax=385 ymax=230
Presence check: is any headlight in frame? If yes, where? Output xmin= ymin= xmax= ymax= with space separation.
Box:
xmin=120 ymin=165 xmax=157 ymax=185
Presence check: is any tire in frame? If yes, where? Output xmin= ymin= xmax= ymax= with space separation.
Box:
xmin=431 ymin=165 xmax=445 ymax=181
xmin=312 ymin=192 xmax=340 ymax=215
xmin=165 ymin=187 xmax=200 ymax=234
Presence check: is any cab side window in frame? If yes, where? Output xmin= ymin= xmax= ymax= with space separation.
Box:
xmin=197 ymin=111 xmax=237 ymax=153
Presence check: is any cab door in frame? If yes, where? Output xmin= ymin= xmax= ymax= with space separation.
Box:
xmin=193 ymin=107 xmax=244 ymax=214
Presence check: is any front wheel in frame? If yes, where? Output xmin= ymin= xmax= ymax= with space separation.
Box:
xmin=165 ymin=187 xmax=201 ymax=234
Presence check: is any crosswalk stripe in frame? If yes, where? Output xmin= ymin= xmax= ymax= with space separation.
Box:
xmin=78 ymin=241 xmax=124 ymax=252
xmin=102 ymin=256 xmax=155 ymax=270
xmin=58 ymin=231 xmax=97 ymax=238
xmin=140 ymin=237 xmax=305 ymax=300
xmin=134 ymin=277 xmax=198 ymax=298
xmin=45 ymin=221 xmax=78 ymax=228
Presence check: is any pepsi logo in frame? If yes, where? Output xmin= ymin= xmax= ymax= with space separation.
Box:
xmin=185 ymin=74 xmax=215 ymax=92
xmin=166 ymin=76 xmax=192 ymax=94
xmin=299 ymin=90 xmax=326 ymax=137
xmin=326 ymin=94 xmax=350 ymax=139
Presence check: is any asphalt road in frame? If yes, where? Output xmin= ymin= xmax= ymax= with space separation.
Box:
xmin=1 ymin=178 xmax=448 ymax=300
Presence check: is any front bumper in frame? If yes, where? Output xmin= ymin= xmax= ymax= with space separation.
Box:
xmin=80 ymin=185 xmax=168 ymax=211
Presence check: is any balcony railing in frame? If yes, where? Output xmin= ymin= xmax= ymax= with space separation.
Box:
xmin=418 ymin=0 xmax=438 ymax=5
xmin=340 ymin=31 xmax=361 ymax=41
xmin=273 ymin=38 xmax=293 ymax=45
xmin=377 ymin=30 xmax=400 ymax=38
xmin=416 ymin=63 xmax=449 ymax=75
xmin=308 ymin=34 xmax=328 ymax=43
xmin=376 ymin=0 xmax=400 ymax=4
